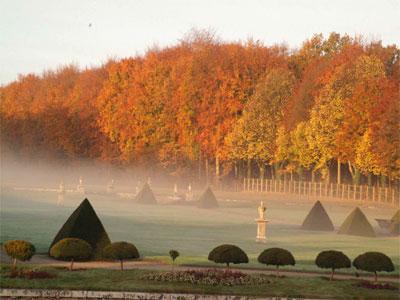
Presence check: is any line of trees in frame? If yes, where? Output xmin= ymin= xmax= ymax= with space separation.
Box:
xmin=1 ymin=31 xmax=399 ymax=186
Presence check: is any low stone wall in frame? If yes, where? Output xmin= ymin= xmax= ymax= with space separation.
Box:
xmin=0 ymin=288 xmax=313 ymax=300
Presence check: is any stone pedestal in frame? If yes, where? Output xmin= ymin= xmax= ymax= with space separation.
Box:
xmin=255 ymin=218 xmax=268 ymax=243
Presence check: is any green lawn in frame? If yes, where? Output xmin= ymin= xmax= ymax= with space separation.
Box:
xmin=0 ymin=265 xmax=399 ymax=299
xmin=1 ymin=188 xmax=399 ymax=275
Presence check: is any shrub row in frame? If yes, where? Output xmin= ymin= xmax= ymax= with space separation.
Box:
xmin=3 ymin=240 xmax=395 ymax=282
xmin=208 ymin=244 xmax=395 ymax=282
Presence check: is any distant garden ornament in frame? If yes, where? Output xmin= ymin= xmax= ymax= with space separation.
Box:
xmin=77 ymin=176 xmax=85 ymax=194
xmin=301 ymin=201 xmax=334 ymax=231
xmin=338 ymin=207 xmax=375 ymax=237
xmin=255 ymin=200 xmax=268 ymax=243
xmin=134 ymin=183 xmax=157 ymax=204
xmin=197 ymin=187 xmax=219 ymax=208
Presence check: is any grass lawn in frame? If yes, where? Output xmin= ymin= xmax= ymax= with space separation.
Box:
xmin=1 ymin=265 xmax=399 ymax=299
xmin=2 ymin=189 xmax=399 ymax=274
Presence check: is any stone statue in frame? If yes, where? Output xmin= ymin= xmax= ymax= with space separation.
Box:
xmin=258 ymin=201 xmax=266 ymax=220
xmin=186 ymin=184 xmax=193 ymax=201
xmin=255 ymin=200 xmax=268 ymax=243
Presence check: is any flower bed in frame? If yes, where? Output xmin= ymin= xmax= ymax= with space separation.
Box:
xmin=357 ymin=281 xmax=397 ymax=290
xmin=141 ymin=269 xmax=270 ymax=286
xmin=9 ymin=269 xmax=57 ymax=279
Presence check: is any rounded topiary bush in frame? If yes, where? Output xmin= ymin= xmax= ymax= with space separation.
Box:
xmin=169 ymin=249 xmax=180 ymax=270
xmin=315 ymin=250 xmax=351 ymax=280
xmin=50 ymin=238 xmax=92 ymax=270
xmin=103 ymin=242 xmax=140 ymax=270
xmin=353 ymin=252 xmax=394 ymax=282
xmin=3 ymin=240 xmax=35 ymax=269
xmin=208 ymin=244 xmax=248 ymax=268
xmin=258 ymin=248 xmax=295 ymax=276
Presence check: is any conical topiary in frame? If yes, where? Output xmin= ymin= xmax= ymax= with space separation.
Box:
xmin=390 ymin=210 xmax=400 ymax=235
xmin=49 ymin=198 xmax=111 ymax=259
xmin=197 ymin=187 xmax=218 ymax=208
xmin=134 ymin=183 xmax=157 ymax=204
xmin=301 ymin=201 xmax=334 ymax=231
xmin=338 ymin=207 xmax=375 ymax=237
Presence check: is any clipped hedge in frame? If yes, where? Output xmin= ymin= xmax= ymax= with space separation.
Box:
xmin=3 ymin=240 xmax=35 ymax=269
xmin=208 ymin=244 xmax=248 ymax=268
xmin=315 ymin=250 xmax=351 ymax=280
xmin=353 ymin=252 xmax=395 ymax=282
xmin=50 ymin=238 xmax=92 ymax=270
xmin=103 ymin=242 xmax=140 ymax=270
xmin=258 ymin=248 xmax=295 ymax=275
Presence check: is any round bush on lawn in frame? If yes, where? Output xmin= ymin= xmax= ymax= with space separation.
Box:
xmin=50 ymin=238 xmax=92 ymax=262
xmin=3 ymin=240 xmax=35 ymax=268
xmin=208 ymin=244 xmax=249 ymax=267
xmin=315 ymin=250 xmax=351 ymax=280
xmin=353 ymin=252 xmax=394 ymax=282
xmin=258 ymin=248 xmax=295 ymax=275
xmin=169 ymin=249 xmax=180 ymax=262
xmin=103 ymin=242 xmax=140 ymax=270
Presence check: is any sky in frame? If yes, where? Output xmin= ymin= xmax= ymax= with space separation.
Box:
xmin=1 ymin=0 xmax=399 ymax=85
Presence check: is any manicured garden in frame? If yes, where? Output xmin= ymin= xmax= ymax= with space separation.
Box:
xmin=1 ymin=188 xmax=399 ymax=298
xmin=1 ymin=265 xmax=399 ymax=298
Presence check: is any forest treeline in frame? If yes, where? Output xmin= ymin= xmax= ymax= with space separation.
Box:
xmin=1 ymin=31 xmax=399 ymax=186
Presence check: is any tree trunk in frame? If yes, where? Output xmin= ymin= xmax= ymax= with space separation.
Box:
xmin=367 ymin=173 xmax=372 ymax=186
xmin=258 ymin=162 xmax=266 ymax=181
xmin=374 ymin=271 xmax=377 ymax=283
xmin=311 ymin=170 xmax=315 ymax=183
xmin=330 ymin=268 xmax=335 ymax=281
xmin=348 ymin=161 xmax=360 ymax=185
xmin=198 ymin=150 xmax=202 ymax=182
xmin=337 ymin=159 xmax=341 ymax=185
xmin=226 ymin=262 xmax=230 ymax=269
xmin=12 ymin=258 xmax=17 ymax=270
xmin=70 ymin=259 xmax=74 ymax=271
xmin=205 ymin=158 xmax=209 ymax=184
xmin=215 ymin=155 xmax=220 ymax=187
xmin=234 ymin=162 xmax=238 ymax=179
xmin=276 ymin=265 xmax=279 ymax=276
xmin=120 ymin=260 xmax=123 ymax=270
xmin=247 ymin=159 xmax=251 ymax=179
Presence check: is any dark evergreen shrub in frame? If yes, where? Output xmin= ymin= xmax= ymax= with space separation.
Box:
xmin=103 ymin=242 xmax=140 ymax=270
xmin=197 ymin=187 xmax=219 ymax=208
xmin=135 ymin=183 xmax=157 ymax=204
xmin=315 ymin=250 xmax=351 ymax=280
xmin=301 ymin=201 xmax=334 ymax=231
xmin=50 ymin=238 xmax=92 ymax=270
xmin=353 ymin=252 xmax=395 ymax=282
xmin=49 ymin=198 xmax=111 ymax=259
xmin=258 ymin=248 xmax=295 ymax=275
xmin=208 ymin=244 xmax=248 ymax=268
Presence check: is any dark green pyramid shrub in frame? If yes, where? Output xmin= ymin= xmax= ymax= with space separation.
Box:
xmin=301 ymin=201 xmax=334 ymax=231
xmin=197 ymin=187 xmax=218 ymax=208
xmin=135 ymin=183 xmax=157 ymax=204
xmin=49 ymin=198 xmax=111 ymax=259
xmin=390 ymin=210 xmax=399 ymax=235
xmin=208 ymin=244 xmax=248 ymax=267
xmin=338 ymin=207 xmax=375 ymax=237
